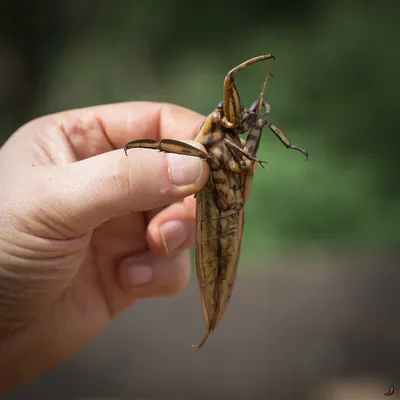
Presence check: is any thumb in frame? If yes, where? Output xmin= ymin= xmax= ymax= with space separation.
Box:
xmin=34 ymin=141 xmax=209 ymax=236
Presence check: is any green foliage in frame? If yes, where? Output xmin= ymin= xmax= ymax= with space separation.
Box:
xmin=1 ymin=1 xmax=399 ymax=263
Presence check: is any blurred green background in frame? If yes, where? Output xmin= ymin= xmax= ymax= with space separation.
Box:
xmin=1 ymin=0 xmax=399 ymax=264
xmin=1 ymin=0 xmax=399 ymax=265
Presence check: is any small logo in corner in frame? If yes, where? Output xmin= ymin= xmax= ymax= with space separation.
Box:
xmin=384 ymin=384 xmax=396 ymax=396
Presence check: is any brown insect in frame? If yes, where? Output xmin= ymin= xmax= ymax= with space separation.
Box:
xmin=124 ymin=55 xmax=308 ymax=348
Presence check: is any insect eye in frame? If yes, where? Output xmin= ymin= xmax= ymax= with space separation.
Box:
xmin=217 ymin=101 xmax=224 ymax=109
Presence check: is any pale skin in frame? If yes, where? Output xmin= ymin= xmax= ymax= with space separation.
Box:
xmin=0 ymin=102 xmax=209 ymax=390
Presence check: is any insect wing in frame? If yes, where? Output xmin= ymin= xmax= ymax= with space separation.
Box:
xmin=194 ymin=181 xmax=244 ymax=346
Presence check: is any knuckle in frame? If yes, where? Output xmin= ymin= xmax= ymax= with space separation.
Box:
xmin=55 ymin=112 xmax=113 ymax=158
xmin=111 ymin=156 xmax=134 ymax=196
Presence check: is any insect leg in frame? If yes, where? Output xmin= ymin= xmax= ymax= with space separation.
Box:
xmin=241 ymin=70 xmax=308 ymax=161
xmin=238 ymin=118 xmax=269 ymax=201
xmin=223 ymin=138 xmax=267 ymax=169
xmin=236 ymin=71 xmax=273 ymax=169
xmin=124 ymin=139 xmax=211 ymax=160
xmin=223 ymin=55 xmax=275 ymax=128
xmin=264 ymin=121 xmax=309 ymax=160
xmin=239 ymin=118 xmax=268 ymax=166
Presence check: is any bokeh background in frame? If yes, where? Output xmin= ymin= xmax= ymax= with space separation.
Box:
xmin=2 ymin=0 xmax=400 ymax=399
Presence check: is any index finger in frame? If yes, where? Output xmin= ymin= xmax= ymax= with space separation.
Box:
xmin=1 ymin=102 xmax=206 ymax=164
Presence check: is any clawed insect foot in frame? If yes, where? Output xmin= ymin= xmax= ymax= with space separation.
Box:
xmin=240 ymin=158 xmax=268 ymax=170
xmin=258 ymin=160 xmax=268 ymax=169
xmin=291 ymin=146 xmax=309 ymax=160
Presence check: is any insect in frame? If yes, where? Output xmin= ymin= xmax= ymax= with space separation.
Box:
xmin=124 ymin=55 xmax=308 ymax=348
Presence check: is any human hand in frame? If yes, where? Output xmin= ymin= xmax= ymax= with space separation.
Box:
xmin=0 ymin=102 xmax=209 ymax=390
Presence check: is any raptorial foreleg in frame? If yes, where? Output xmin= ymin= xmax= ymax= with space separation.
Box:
xmin=124 ymin=138 xmax=211 ymax=159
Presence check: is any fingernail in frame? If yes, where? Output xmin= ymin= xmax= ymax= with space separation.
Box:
xmin=126 ymin=264 xmax=153 ymax=286
xmin=160 ymin=220 xmax=187 ymax=253
xmin=167 ymin=152 xmax=203 ymax=186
